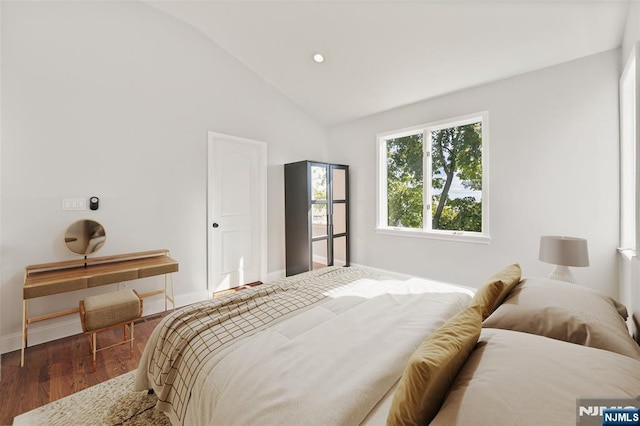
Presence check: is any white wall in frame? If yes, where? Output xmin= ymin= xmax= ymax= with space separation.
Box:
xmin=0 ymin=1 xmax=327 ymax=352
xmin=329 ymin=49 xmax=621 ymax=296
xmin=622 ymin=2 xmax=640 ymax=66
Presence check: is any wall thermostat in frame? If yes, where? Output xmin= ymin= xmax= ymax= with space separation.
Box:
xmin=89 ymin=196 xmax=99 ymax=211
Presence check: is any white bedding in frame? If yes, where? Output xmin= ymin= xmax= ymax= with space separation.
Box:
xmin=136 ymin=267 xmax=473 ymax=425
xmin=187 ymin=278 xmax=471 ymax=425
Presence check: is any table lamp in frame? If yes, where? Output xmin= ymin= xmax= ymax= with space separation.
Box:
xmin=538 ymin=235 xmax=589 ymax=283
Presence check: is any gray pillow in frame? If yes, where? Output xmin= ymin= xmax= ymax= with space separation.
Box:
xmin=483 ymin=277 xmax=640 ymax=360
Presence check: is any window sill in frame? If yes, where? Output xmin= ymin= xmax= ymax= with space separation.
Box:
xmin=618 ymin=247 xmax=637 ymax=260
xmin=375 ymin=227 xmax=490 ymax=244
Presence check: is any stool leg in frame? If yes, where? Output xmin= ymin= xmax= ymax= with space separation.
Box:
xmin=92 ymin=332 xmax=97 ymax=372
xmin=130 ymin=322 xmax=134 ymax=358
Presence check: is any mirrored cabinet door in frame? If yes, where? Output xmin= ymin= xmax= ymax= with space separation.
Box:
xmin=332 ymin=167 xmax=347 ymax=201
xmin=333 ymin=203 xmax=347 ymax=235
xmin=285 ymin=161 xmax=350 ymax=276
xmin=311 ymin=164 xmax=328 ymax=202
xmin=311 ymin=164 xmax=329 ymax=239
xmin=330 ymin=165 xmax=349 ymax=268
xmin=332 ymin=236 xmax=348 ymax=267
xmin=311 ymin=203 xmax=328 ymax=238
xmin=312 ymin=239 xmax=329 ymax=270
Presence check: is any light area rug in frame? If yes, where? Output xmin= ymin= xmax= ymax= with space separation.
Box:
xmin=13 ymin=371 xmax=171 ymax=426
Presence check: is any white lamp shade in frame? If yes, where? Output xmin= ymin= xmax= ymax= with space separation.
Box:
xmin=539 ymin=236 xmax=589 ymax=267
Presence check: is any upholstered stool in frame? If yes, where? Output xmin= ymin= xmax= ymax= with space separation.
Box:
xmin=79 ymin=289 xmax=143 ymax=371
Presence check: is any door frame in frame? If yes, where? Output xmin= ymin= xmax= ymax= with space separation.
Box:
xmin=207 ymin=131 xmax=268 ymax=293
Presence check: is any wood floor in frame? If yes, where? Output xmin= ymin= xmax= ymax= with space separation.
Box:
xmin=0 ymin=283 xmax=263 ymax=425
xmin=0 ymin=312 xmax=167 ymax=425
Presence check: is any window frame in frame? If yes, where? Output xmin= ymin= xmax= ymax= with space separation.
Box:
xmin=620 ymin=43 xmax=639 ymax=251
xmin=376 ymin=111 xmax=490 ymax=244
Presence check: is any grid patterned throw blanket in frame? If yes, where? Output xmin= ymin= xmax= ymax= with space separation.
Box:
xmin=135 ymin=266 xmax=381 ymax=425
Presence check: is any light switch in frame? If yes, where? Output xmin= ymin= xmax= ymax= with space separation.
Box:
xmin=62 ymin=198 xmax=87 ymax=211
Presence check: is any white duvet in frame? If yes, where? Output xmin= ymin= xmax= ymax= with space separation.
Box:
xmin=181 ymin=277 xmax=472 ymax=425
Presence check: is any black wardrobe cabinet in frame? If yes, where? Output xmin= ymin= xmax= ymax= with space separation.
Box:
xmin=284 ymin=161 xmax=350 ymax=277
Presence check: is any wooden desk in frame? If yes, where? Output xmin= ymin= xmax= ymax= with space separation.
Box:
xmin=22 ymin=249 xmax=178 ymax=367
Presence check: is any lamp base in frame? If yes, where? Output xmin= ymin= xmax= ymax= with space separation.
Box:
xmin=549 ymin=265 xmax=576 ymax=283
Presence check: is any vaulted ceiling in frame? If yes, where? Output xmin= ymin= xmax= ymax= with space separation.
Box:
xmin=148 ymin=1 xmax=631 ymax=126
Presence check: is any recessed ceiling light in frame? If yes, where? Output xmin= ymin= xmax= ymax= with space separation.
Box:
xmin=313 ymin=53 xmax=325 ymax=64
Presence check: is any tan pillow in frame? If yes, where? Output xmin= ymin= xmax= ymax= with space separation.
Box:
xmin=483 ymin=277 xmax=640 ymax=360
xmin=431 ymin=328 xmax=640 ymax=426
xmin=471 ymin=263 xmax=522 ymax=320
xmin=386 ymin=304 xmax=482 ymax=426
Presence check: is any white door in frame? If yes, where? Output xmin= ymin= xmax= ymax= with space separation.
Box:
xmin=208 ymin=132 xmax=267 ymax=293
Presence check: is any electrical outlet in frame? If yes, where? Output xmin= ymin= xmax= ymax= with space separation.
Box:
xmin=62 ymin=198 xmax=87 ymax=211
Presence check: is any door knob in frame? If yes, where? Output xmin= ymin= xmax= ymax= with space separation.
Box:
xmin=212 ymin=223 xmax=219 ymax=228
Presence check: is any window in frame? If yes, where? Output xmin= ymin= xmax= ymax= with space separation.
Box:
xmin=620 ymin=44 xmax=638 ymax=250
xmin=377 ymin=112 xmax=489 ymax=243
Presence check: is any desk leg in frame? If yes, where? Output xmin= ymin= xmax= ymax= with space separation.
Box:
xmin=21 ymin=300 xmax=28 ymax=367
xmin=170 ymin=274 xmax=175 ymax=311
xmin=164 ymin=273 xmax=176 ymax=311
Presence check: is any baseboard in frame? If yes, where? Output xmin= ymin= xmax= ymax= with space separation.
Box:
xmin=266 ymin=269 xmax=285 ymax=282
xmin=351 ymin=263 xmax=477 ymax=292
xmin=0 ymin=289 xmax=210 ymax=355
xmin=313 ymin=255 xmax=328 ymax=265
xmin=349 ymin=262 xmax=419 ymax=280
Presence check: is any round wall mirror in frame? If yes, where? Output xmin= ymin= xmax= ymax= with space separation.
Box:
xmin=64 ymin=220 xmax=106 ymax=255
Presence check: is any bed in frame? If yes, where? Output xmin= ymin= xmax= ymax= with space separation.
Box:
xmin=135 ymin=264 xmax=640 ymax=425
xmin=134 ymin=266 xmax=474 ymax=425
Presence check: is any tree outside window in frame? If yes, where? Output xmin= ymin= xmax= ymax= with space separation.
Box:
xmin=386 ymin=133 xmax=424 ymax=228
xmin=380 ymin=112 xmax=488 ymax=240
